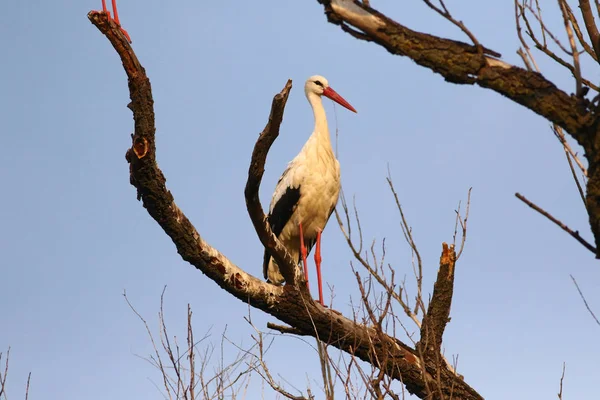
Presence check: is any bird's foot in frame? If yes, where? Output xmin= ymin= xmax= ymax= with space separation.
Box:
xmin=96 ymin=0 xmax=132 ymax=43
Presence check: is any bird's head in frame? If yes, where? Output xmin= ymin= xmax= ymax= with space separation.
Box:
xmin=305 ymin=75 xmax=357 ymax=113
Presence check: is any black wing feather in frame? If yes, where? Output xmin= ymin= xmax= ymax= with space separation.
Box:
xmin=263 ymin=186 xmax=301 ymax=280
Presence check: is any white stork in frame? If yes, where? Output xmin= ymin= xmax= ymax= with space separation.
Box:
xmin=263 ymin=75 xmax=357 ymax=305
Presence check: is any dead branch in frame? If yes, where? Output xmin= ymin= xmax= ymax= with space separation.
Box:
xmin=563 ymin=2 xmax=598 ymax=61
xmin=515 ymin=193 xmax=596 ymax=253
xmin=578 ymin=0 xmax=600 ymax=58
xmin=558 ymin=0 xmax=583 ymax=96
xmin=417 ymin=244 xmax=456 ymax=363
xmin=244 ymin=80 xmax=302 ymax=286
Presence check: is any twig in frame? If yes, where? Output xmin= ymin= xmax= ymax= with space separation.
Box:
xmin=0 ymin=348 xmax=8 ymax=399
xmin=557 ymin=362 xmax=566 ymax=400
xmin=570 ymin=275 xmax=600 ymax=326
xmin=558 ymin=0 xmax=583 ymax=96
xmin=386 ymin=173 xmax=425 ymax=317
xmin=517 ymin=2 xmax=600 ymax=91
xmin=515 ymin=1 xmax=541 ymax=71
xmin=421 ymin=0 xmax=483 ymax=54
xmin=562 ymin=1 xmax=598 ymax=61
xmin=552 ymin=125 xmax=588 ymax=177
xmin=453 ymin=188 xmax=472 ymax=260
xmin=578 ymin=0 xmax=600 ymax=58
xmin=515 ymin=193 xmax=596 ymax=254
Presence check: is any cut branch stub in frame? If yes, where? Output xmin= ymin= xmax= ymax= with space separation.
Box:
xmin=417 ymin=243 xmax=456 ymax=363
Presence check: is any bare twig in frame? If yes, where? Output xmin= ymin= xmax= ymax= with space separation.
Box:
xmin=0 ymin=348 xmax=8 ymax=399
xmin=562 ymin=1 xmax=598 ymax=61
xmin=421 ymin=0 xmax=483 ymax=54
xmin=515 ymin=2 xmax=541 ymax=71
xmin=570 ymin=275 xmax=600 ymax=326
xmin=385 ymin=174 xmax=425 ymax=317
xmin=516 ymin=2 xmax=600 ymax=91
xmin=453 ymin=188 xmax=472 ymax=260
xmin=557 ymin=362 xmax=566 ymax=400
xmin=578 ymin=0 xmax=600 ymax=58
xmin=245 ymin=318 xmax=312 ymax=400
xmin=558 ymin=0 xmax=583 ymax=95
xmin=552 ymin=125 xmax=588 ymax=177
xmin=515 ymin=193 xmax=596 ymax=253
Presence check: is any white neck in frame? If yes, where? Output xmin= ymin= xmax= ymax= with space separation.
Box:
xmin=307 ymin=92 xmax=330 ymax=145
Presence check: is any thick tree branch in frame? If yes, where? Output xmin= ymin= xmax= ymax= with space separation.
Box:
xmin=89 ymin=10 xmax=481 ymax=400
xmin=244 ymin=83 xmax=304 ymax=286
xmin=316 ymin=0 xmax=593 ymax=147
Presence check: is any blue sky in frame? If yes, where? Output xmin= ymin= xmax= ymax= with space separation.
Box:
xmin=1 ymin=0 xmax=598 ymax=398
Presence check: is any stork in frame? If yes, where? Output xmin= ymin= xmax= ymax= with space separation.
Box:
xmin=97 ymin=0 xmax=132 ymax=43
xmin=263 ymin=75 xmax=356 ymax=306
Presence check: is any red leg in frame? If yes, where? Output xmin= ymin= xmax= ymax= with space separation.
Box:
xmin=315 ymin=230 xmax=324 ymax=306
xmin=298 ymin=222 xmax=310 ymax=290
xmin=111 ymin=0 xmax=132 ymax=43
xmin=97 ymin=0 xmax=131 ymax=42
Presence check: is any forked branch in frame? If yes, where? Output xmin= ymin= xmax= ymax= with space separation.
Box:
xmin=244 ymin=80 xmax=303 ymax=286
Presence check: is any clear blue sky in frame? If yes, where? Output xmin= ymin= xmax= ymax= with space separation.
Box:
xmin=1 ymin=0 xmax=598 ymax=398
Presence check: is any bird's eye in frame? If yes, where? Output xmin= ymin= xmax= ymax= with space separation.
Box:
xmin=314 ymin=80 xmax=323 ymax=87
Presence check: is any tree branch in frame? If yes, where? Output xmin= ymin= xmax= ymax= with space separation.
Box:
xmin=316 ymin=0 xmax=593 ymax=147
xmin=578 ymin=0 xmax=600 ymax=59
xmin=89 ymin=10 xmax=482 ymax=400
xmin=244 ymin=82 xmax=304 ymax=286
xmin=417 ymin=244 xmax=456 ymax=363
xmin=515 ymin=192 xmax=596 ymax=254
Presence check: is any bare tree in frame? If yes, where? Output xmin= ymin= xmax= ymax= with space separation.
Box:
xmin=87 ymin=0 xmax=599 ymax=398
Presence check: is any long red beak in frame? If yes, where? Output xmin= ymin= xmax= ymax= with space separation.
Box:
xmin=322 ymin=87 xmax=357 ymax=113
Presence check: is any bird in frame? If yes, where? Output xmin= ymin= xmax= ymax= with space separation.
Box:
xmin=263 ymin=75 xmax=357 ymax=306
xmin=97 ymin=0 xmax=132 ymax=43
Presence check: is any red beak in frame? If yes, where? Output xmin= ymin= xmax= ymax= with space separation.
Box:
xmin=322 ymin=87 xmax=357 ymax=113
